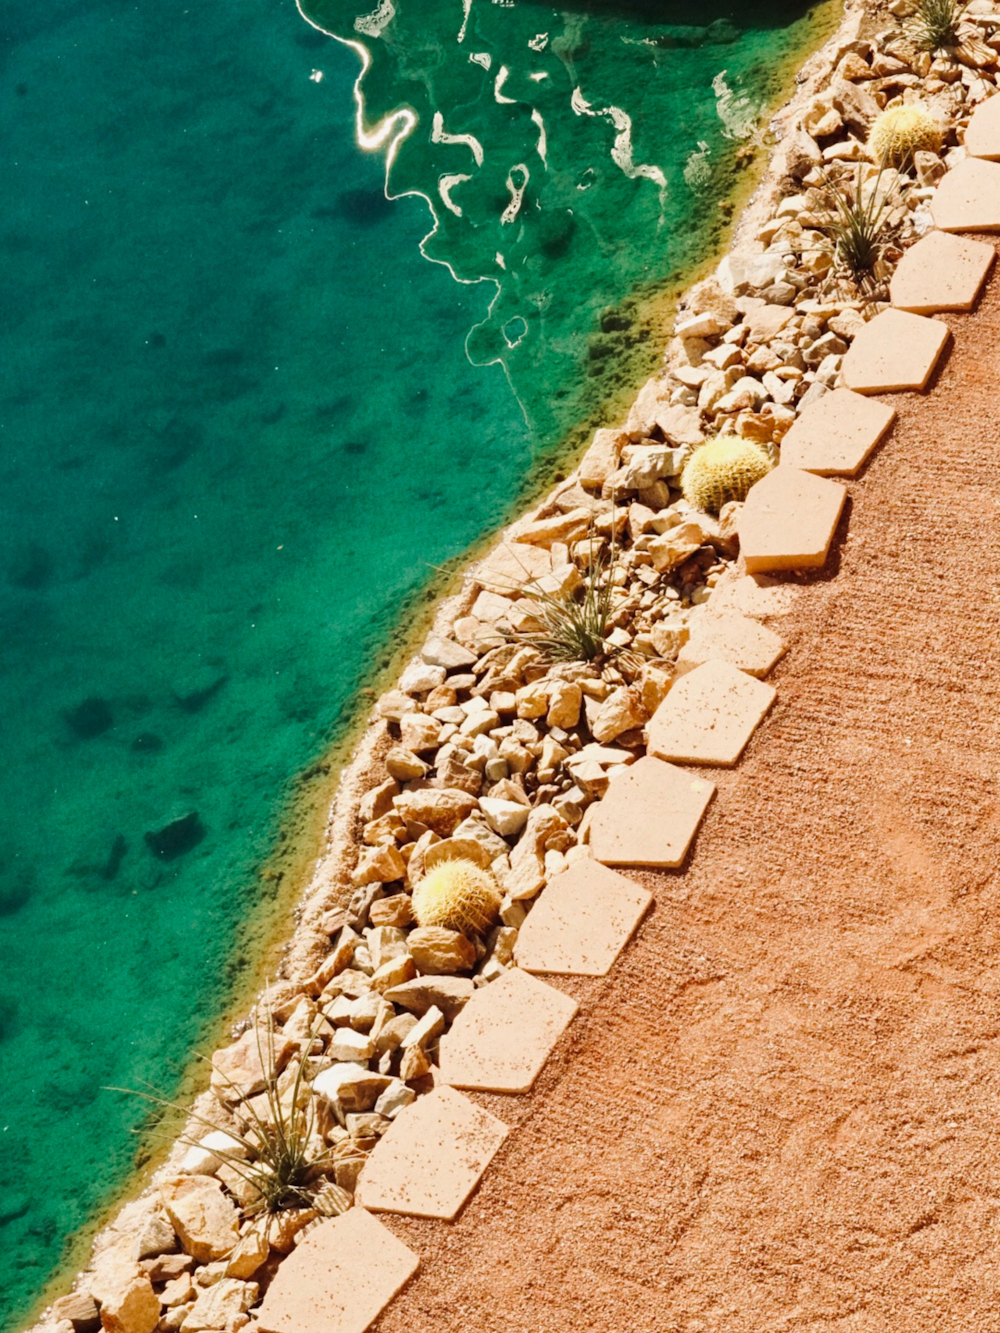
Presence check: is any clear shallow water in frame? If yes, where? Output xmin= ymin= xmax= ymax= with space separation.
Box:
xmin=1 ymin=0 xmax=827 ymax=1326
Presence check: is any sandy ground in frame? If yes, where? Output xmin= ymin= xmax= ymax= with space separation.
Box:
xmin=367 ymin=272 xmax=1000 ymax=1331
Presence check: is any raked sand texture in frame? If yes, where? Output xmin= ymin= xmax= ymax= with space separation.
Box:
xmin=367 ymin=270 xmax=1000 ymax=1333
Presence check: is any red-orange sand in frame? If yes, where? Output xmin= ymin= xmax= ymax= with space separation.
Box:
xmin=371 ymin=273 xmax=1000 ymax=1331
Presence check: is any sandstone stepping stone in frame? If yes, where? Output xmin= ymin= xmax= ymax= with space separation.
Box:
xmin=930 ymin=156 xmax=1000 ymax=231
xmin=779 ymin=387 xmax=896 ymax=477
xmin=256 ymin=1209 xmax=418 ymax=1333
xmin=839 ymin=307 xmax=950 ymax=393
xmin=355 ymin=1085 xmax=508 ymax=1220
xmin=438 ymin=966 xmax=578 ymax=1093
xmin=646 ymin=659 xmax=775 ymax=767
xmin=738 ymin=466 xmax=847 ymax=575
xmin=514 ymin=858 xmax=652 ymax=976
xmin=674 ymin=610 xmax=785 ymax=679
xmin=963 ymin=91 xmax=1000 ymax=160
xmin=890 ymin=230 xmax=995 ymax=314
xmin=588 ymin=754 xmax=715 ymax=867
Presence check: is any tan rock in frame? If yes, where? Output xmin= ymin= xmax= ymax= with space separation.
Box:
xmin=373 ymin=1012 xmax=418 ymax=1056
xmin=579 ymin=427 xmax=626 ymax=491
xmin=358 ymin=778 xmax=399 ymax=824
xmin=383 ymin=975 xmax=475 ymax=1020
xmin=313 ymin=1063 xmax=394 ymax=1114
xmin=648 ymin=522 xmax=705 ymax=574
xmin=384 ymin=747 xmax=429 ymax=782
xmin=210 ymin=1028 xmax=295 ymax=1101
xmin=224 ymin=1230 xmax=269 ymax=1280
xmin=506 ymin=804 xmax=572 ymax=900
xmin=368 ymin=894 xmax=414 ymax=928
xmin=399 ymin=1004 xmax=446 ymax=1049
xmin=514 ymin=508 xmax=592 ymax=547
xmin=478 ymin=796 xmax=530 ymax=838
xmin=368 ymin=954 xmax=418 ymax=994
xmin=264 ymin=1209 xmax=317 ymax=1255
xmin=180 ymin=1279 xmax=256 ymax=1332
xmin=52 ymin=1292 xmax=100 ymax=1327
xmin=407 ymin=926 xmax=477 ymax=975
xmin=98 ymin=1272 xmax=159 ymax=1333
xmin=160 ymin=1178 xmax=240 ymax=1265
xmin=351 ymin=842 xmax=406 ymax=886
xmin=394 ymin=788 xmax=478 ymax=836
xmin=546 ymin=681 xmax=582 ymax=729
xmin=591 ymin=686 xmax=648 ymax=744
xmin=398 ymin=712 xmax=442 ymax=753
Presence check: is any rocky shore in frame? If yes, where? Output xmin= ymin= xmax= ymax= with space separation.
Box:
xmin=31 ymin=0 xmax=1000 ymax=1328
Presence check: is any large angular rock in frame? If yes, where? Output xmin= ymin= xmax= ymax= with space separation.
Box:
xmin=382 ymin=975 xmax=474 ymax=1021
xmin=646 ymin=659 xmax=776 ymax=767
xmin=159 ymin=1177 xmax=240 ymax=1264
xmin=738 ymin=467 xmax=847 ymax=574
xmin=255 ymin=1210 xmax=418 ymax=1333
xmin=393 ymin=788 xmax=478 ymax=836
xmin=180 ymin=1278 xmax=256 ymax=1333
xmin=96 ymin=1271 xmax=159 ymax=1333
xmin=406 ymin=926 xmax=477 ymax=975
xmin=313 ymin=1063 xmax=394 ymax=1115
xmin=210 ymin=1026 xmax=295 ymax=1101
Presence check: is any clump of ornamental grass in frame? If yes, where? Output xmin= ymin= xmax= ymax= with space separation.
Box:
xmin=512 ymin=529 xmax=633 ymax=665
xmin=109 ymin=1008 xmax=334 ymax=1219
xmin=906 ymin=0 xmax=964 ymax=51
xmin=812 ymin=164 xmax=900 ymax=294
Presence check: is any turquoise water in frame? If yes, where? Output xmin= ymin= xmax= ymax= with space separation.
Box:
xmin=1 ymin=0 xmax=829 ymax=1326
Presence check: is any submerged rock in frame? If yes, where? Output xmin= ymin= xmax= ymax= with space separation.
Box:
xmin=64 ymin=696 xmax=113 ymax=739
xmin=144 ymin=813 xmax=205 ymax=860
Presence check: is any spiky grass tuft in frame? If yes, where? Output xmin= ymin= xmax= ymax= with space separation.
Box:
xmin=906 ymin=0 xmax=964 ymax=51
xmin=812 ymin=164 xmax=899 ymax=292
xmin=110 ymin=1007 xmax=333 ymax=1219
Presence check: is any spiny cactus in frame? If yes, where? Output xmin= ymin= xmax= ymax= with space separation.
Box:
xmin=680 ymin=437 xmax=772 ymax=515
xmin=411 ymin=858 xmax=501 ymax=936
xmin=868 ymin=105 xmax=943 ymax=168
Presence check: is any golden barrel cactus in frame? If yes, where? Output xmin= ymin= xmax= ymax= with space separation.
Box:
xmin=680 ymin=437 xmax=772 ymax=515
xmin=868 ymin=105 xmax=943 ymax=167
xmin=411 ymin=858 xmax=501 ymax=936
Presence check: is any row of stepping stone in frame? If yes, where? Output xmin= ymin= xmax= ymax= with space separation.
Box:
xmin=253 ymin=94 xmax=1000 ymax=1333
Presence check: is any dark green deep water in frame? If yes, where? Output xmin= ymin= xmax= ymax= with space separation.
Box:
xmin=1 ymin=0 xmax=830 ymax=1325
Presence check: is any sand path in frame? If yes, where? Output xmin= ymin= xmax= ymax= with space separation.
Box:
xmin=369 ymin=272 xmax=1000 ymax=1331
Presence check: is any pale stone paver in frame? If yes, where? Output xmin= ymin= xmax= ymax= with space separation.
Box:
xmin=588 ymin=754 xmax=716 ymax=868
xmin=646 ymin=659 xmax=776 ymax=767
xmin=256 ymin=1209 xmax=418 ymax=1333
xmin=674 ymin=610 xmax=786 ymax=679
xmin=963 ymin=91 xmax=1000 ymax=160
xmin=738 ymin=467 xmax=847 ymax=575
xmin=514 ymin=858 xmax=653 ymax=976
xmin=890 ymin=230 xmax=995 ymax=314
xmin=779 ymin=387 xmax=896 ymax=477
xmin=355 ymin=1085 xmax=508 ymax=1220
xmin=438 ymin=967 xmax=578 ymax=1093
xmin=840 ymin=307 xmax=950 ymax=393
xmin=931 ymin=156 xmax=1000 ymax=232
